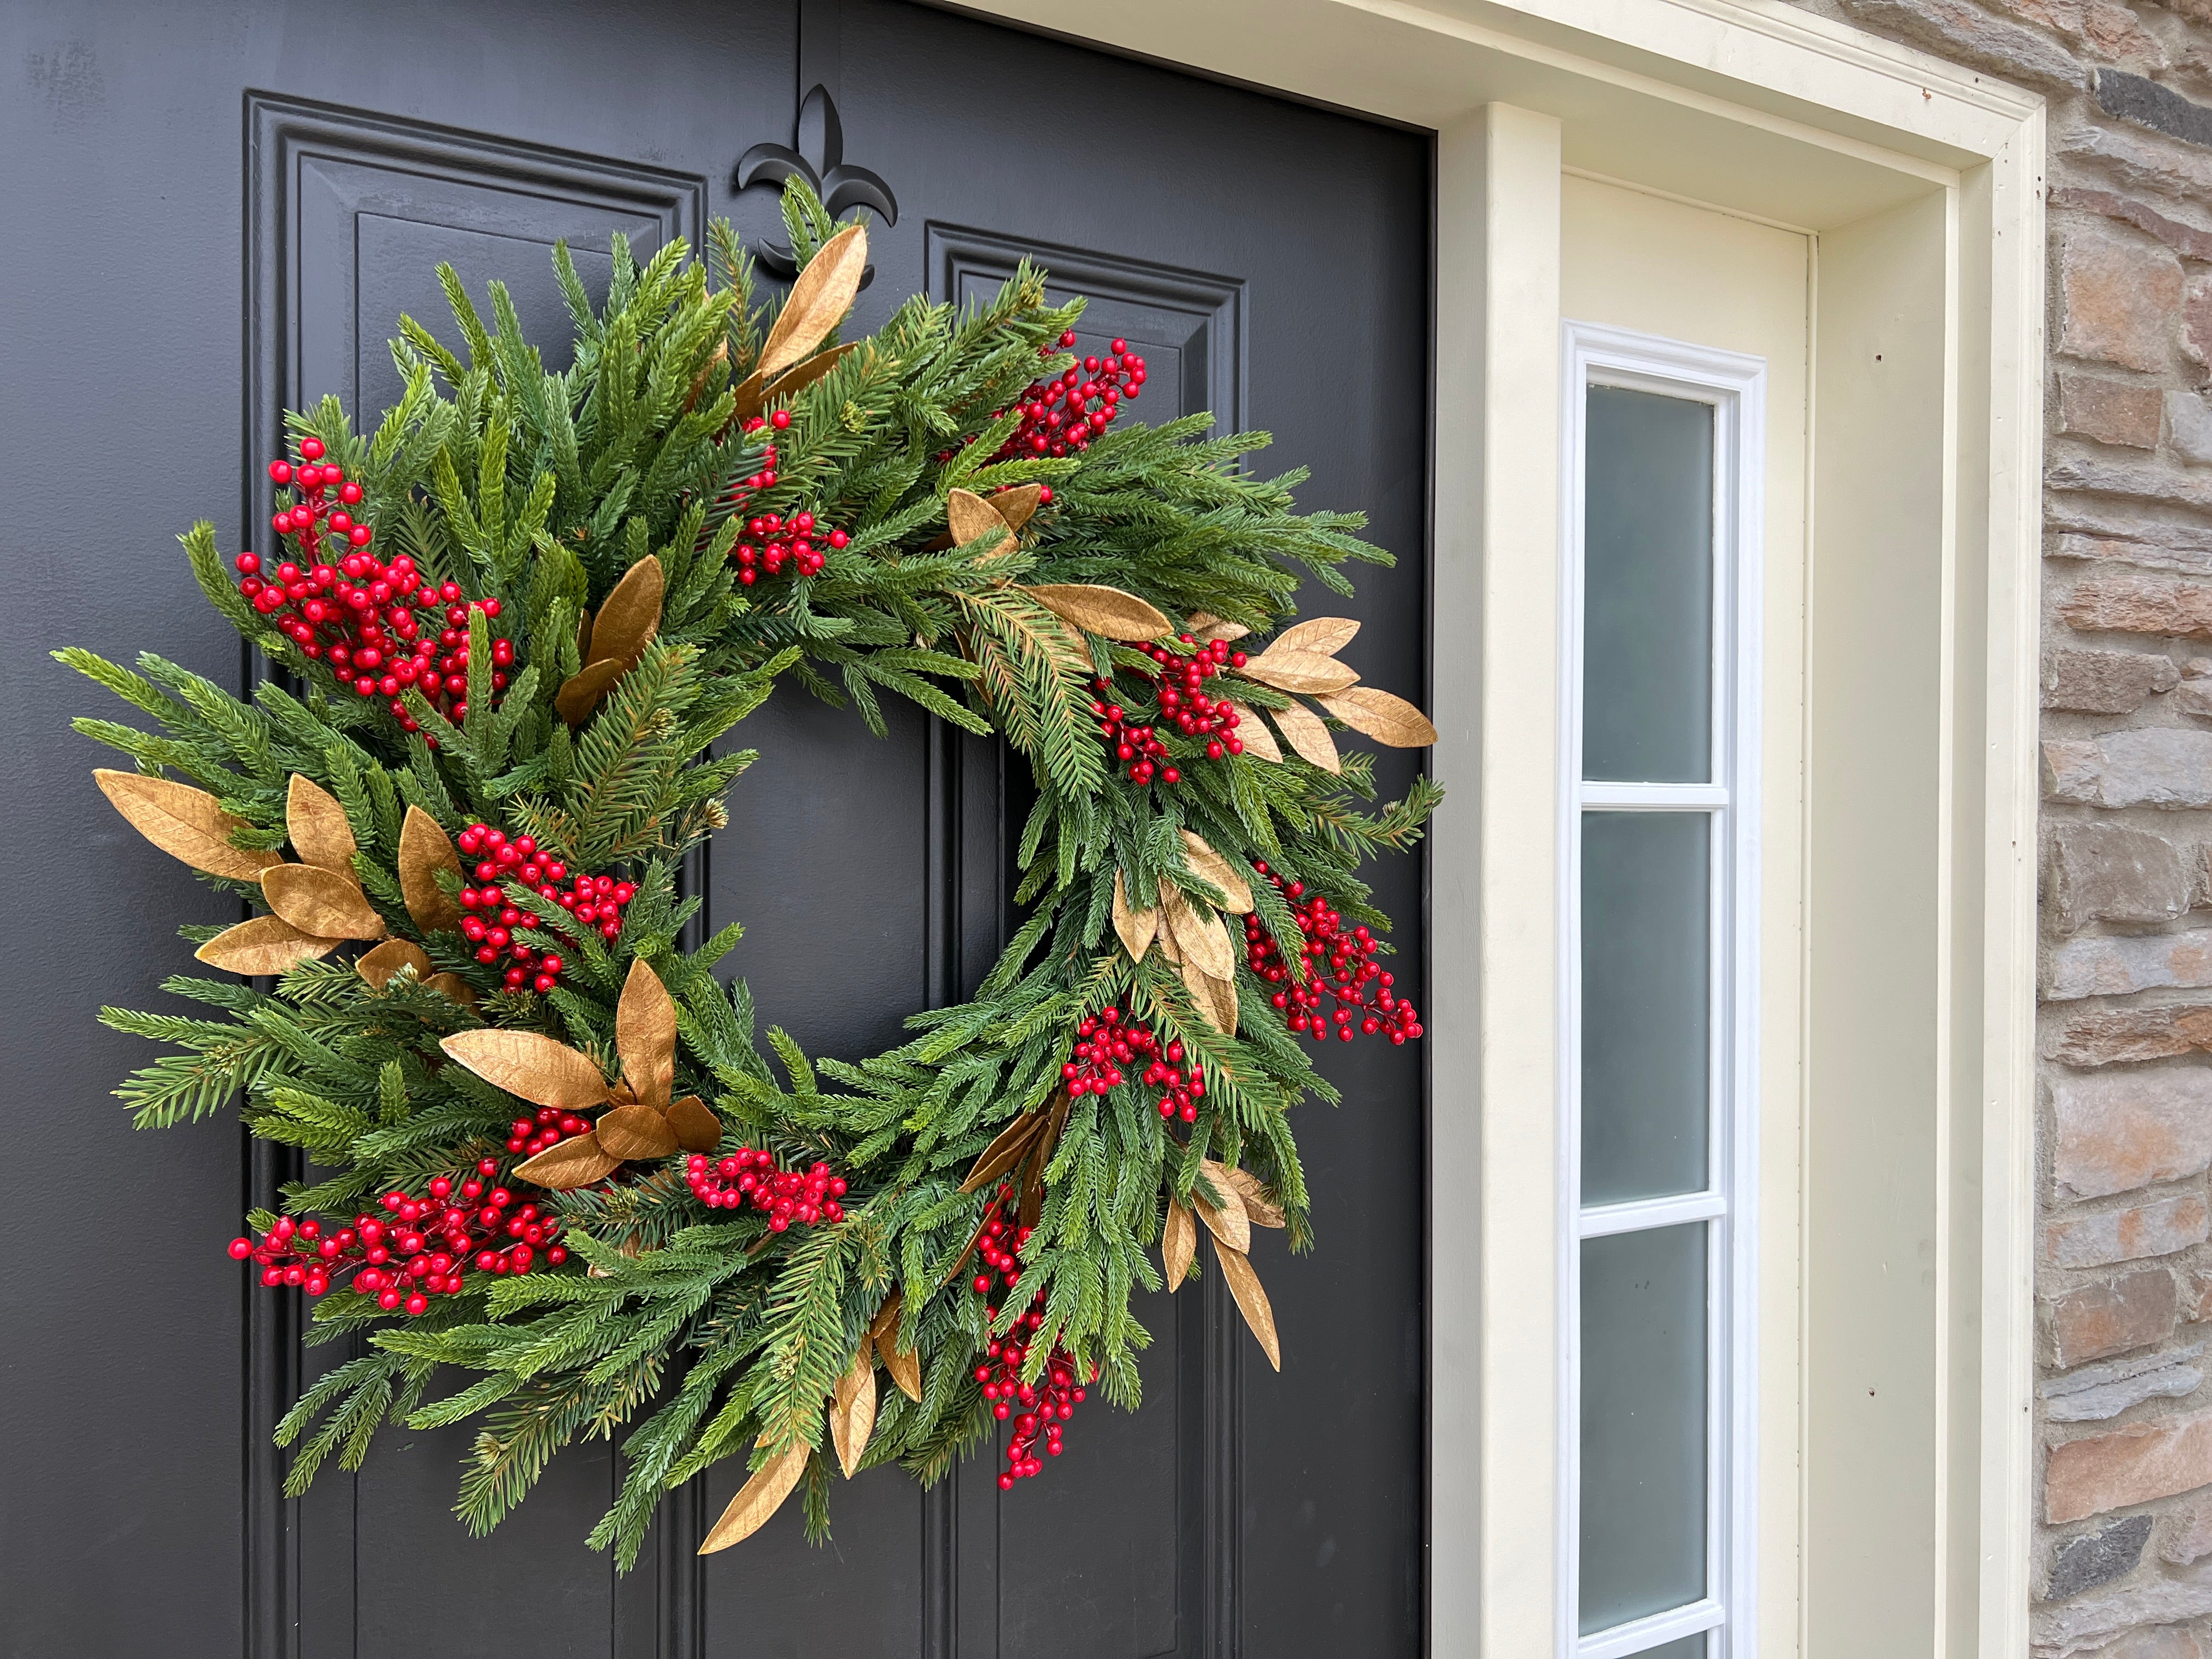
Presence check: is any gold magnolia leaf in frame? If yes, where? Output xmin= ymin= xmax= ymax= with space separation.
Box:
xmin=595 ymin=1102 xmax=681 ymax=1161
xmin=1111 ymin=870 xmax=1156 ymax=964
xmin=869 ymin=1291 xmax=905 ymax=1351
xmin=1022 ymin=584 xmax=1172 ymax=642
xmin=1160 ymin=881 xmax=1236 ymax=982
xmin=285 ymin=774 xmax=358 ymax=878
xmin=1239 ymin=650 xmax=1359 ymax=695
xmin=727 ymin=367 xmax=770 ymax=423
xmin=765 ymin=341 xmax=859 ymax=404
xmin=356 ymin=938 xmax=433 ymax=991
xmin=195 ymin=914 xmax=341 ymax=975
xmin=755 ymin=222 xmax=868 ymax=384
xmin=423 ymin=971 xmax=479 ymax=1009
xmin=441 ymin=1029 xmax=610 ymax=1111
xmin=1317 ymin=686 xmax=1439 ymax=748
xmin=1180 ymin=955 xmax=1237 ymax=1034
xmin=1018 ymin=1148 xmax=1046 ymax=1232
xmin=615 ymin=958 xmax=678 ymax=1109
xmin=1164 ymin=1198 xmax=1197 ymax=1290
xmin=1193 ymin=1167 xmax=1253 ymax=1254
xmin=511 ymin=1131 xmax=624 ymax=1190
xmin=587 ymin=556 xmax=664 ymax=671
xmin=1271 ymin=616 xmax=1360 ymax=657
xmin=667 ymin=1094 xmax=722 ymax=1155
xmin=831 ymin=1340 xmax=879 ymax=1479
xmin=1227 ymin=701 xmax=1280 ymax=763
xmin=1154 ymin=909 xmax=1182 ymax=966
xmin=94 ymin=769 xmax=283 ymax=883
xmin=1215 ymin=1240 xmax=1282 ymax=1370
xmin=882 ymin=1340 xmax=922 ymax=1404
xmin=946 ymin=488 xmax=1011 ymax=550
xmin=1268 ymin=701 xmax=1342 ymax=775
xmin=554 ymin=657 xmax=628 ymax=726
xmin=1036 ymin=1088 xmax=1074 ymax=1171
xmin=1184 ymin=612 xmax=1250 ymax=645
xmin=990 ymin=483 xmax=1044 ymax=531
xmin=398 ymin=806 xmax=463 ymax=934
xmin=1223 ymin=1165 xmax=1287 ymax=1229
xmin=699 ymin=1441 xmax=812 ymax=1554
xmin=263 ymin=864 xmax=386 ymax=940
xmin=576 ymin=602 xmax=595 ymax=668
xmin=961 ymin=1110 xmax=1050 ymax=1194
xmin=1177 ymin=831 xmax=1254 ymax=912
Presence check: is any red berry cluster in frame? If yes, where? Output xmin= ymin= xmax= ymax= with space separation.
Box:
xmin=507 ymin=1105 xmax=596 ymax=1159
xmin=226 ymin=1164 xmax=565 ymax=1315
xmin=454 ymin=821 xmax=633 ymax=995
xmin=968 ymin=1183 xmax=1088 ymax=1487
xmin=237 ymin=438 xmax=515 ymax=736
xmin=1244 ymin=864 xmax=1424 ymax=1045
xmin=990 ymin=332 xmax=1147 ymax=461
xmin=1091 ymin=635 xmax=1249 ymax=787
xmin=722 ymin=414 xmax=852 ymax=587
xmin=1059 ymin=1006 xmax=1205 ymax=1124
xmin=684 ymin=1148 xmax=849 ymax=1230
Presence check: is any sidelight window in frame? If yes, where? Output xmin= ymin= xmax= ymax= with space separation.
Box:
xmin=1559 ymin=324 xmax=1764 ymax=1659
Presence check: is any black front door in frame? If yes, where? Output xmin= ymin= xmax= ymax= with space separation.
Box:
xmin=0 ymin=3 xmax=1429 ymax=1654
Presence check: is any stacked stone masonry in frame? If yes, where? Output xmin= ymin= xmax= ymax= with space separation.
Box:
xmin=1791 ymin=0 xmax=2212 ymax=1646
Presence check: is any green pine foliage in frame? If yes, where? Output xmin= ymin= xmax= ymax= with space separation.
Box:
xmin=66 ymin=179 xmax=1437 ymax=1561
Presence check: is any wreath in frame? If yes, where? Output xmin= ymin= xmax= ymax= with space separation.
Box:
xmin=67 ymin=183 xmax=1438 ymax=1561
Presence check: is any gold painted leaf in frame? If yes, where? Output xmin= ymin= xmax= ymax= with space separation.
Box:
xmin=831 ymin=1340 xmax=878 ymax=1479
xmin=1226 ymin=701 xmax=1280 ymax=763
xmin=882 ymin=1341 xmax=922 ymax=1404
xmin=263 ymin=864 xmax=386 ymax=940
xmin=755 ymin=222 xmax=868 ymax=384
xmin=870 ymin=1290 xmax=904 ymax=1348
xmin=94 ymin=769 xmax=283 ymax=883
xmin=576 ymin=603 xmax=596 ymax=668
xmin=990 ymin=483 xmax=1044 ymax=531
xmin=512 ymin=1131 xmax=623 ymax=1190
xmin=615 ymin=958 xmax=677 ymax=1109
xmin=1193 ymin=1163 xmax=1252 ymax=1254
xmin=399 ymin=806 xmax=462 ymax=934
xmin=699 ymin=1441 xmax=811 ymax=1554
xmin=1215 ymin=1240 xmax=1281 ymax=1370
xmin=1180 ymin=955 xmax=1237 ymax=1034
xmin=1111 ymin=870 xmax=1155 ymax=964
xmin=195 ymin=914 xmax=341 ymax=975
xmin=765 ymin=341 xmax=859 ymax=404
xmin=1268 ymin=701 xmax=1342 ymax=774
xmin=441 ymin=1029 xmax=608 ymax=1111
xmin=1183 ymin=613 xmax=1249 ymax=644
xmin=1239 ymin=650 xmax=1358 ymax=695
xmin=1317 ymin=686 xmax=1439 ymax=748
xmin=1153 ymin=910 xmax=1182 ymax=966
xmin=356 ymin=938 xmax=432 ymax=990
xmin=1160 ymin=881 xmax=1235 ymax=982
xmin=961 ymin=1110 xmax=1049 ymax=1195
xmin=596 ymin=1102 xmax=680 ymax=1161
xmin=728 ymin=367 xmax=769 ymax=423
xmin=1163 ymin=1198 xmax=1195 ymax=1291
xmin=1270 ymin=616 xmax=1360 ymax=657
xmin=1223 ymin=1165 xmax=1286 ymax=1229
xmin=667 ymin=1094 xmax=722 ymax=1155
xmin=554 ymin=657 xmax=628 ymax=725
xmin=424 ymin=972 xmax=479 ymax=1009
xmin=586 ymin=556 xmax=664 ymax=670
xmin=946 ymin=488 xmax=1010 ymax=550
xmin=1022 ymin=584 xmax=1172 ymax=642
xmin=1036 ymin=1088 xmax=1074 ymax=1172
xmin=285 ymin=774 xmax=357 ymax=878
xmin=1177 ymin=831 xmax=1253 ymax=913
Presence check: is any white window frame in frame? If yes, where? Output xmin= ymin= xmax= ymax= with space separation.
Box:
xmin=1558 ymin=323 xmax=1765 ymax=1659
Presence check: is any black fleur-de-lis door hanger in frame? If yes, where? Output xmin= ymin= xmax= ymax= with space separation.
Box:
xmin=734 ymin=84 xmax=896 ymax=287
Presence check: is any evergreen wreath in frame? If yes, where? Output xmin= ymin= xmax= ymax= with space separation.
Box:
xmin=65 ymin=183 xmax=1440 ymax=1561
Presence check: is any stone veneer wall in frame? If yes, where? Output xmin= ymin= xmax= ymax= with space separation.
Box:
xmin=1784 ymin=0 xmax=2212 ymax=1649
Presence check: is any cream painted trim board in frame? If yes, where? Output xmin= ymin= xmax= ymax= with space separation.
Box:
xmin=941 ymin=3 xmax=2045 ymax=1654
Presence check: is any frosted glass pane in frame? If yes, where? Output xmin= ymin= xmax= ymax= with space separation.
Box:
xmin=1582 ymin=812 xmax=1709 ymax=1204
xmin=1633 ymin=1637 xmax=1707 ymax=1659
xmin=1579 ymin=1224 xmax=1709 ymax=1634
xmin=1583 ymin=385 xmax=1713 ymax=783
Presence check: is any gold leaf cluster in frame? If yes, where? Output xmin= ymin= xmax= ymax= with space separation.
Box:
xmin=1111 ymin=830 xmax=1254 ymax=1035
xmin=556 ymin=555 xmax=664 ymax=725
xmin=440 ymin=959 xmax=720 ymax=1189
xmin=1225 ymin=614 xmax=1439 ymax=770
xmin=1166 ymin=1159 xmax=1286 ymax=1370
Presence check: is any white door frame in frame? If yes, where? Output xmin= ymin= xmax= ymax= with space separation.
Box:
xmin=950 ymin=3 xmax=2046 ymax=1652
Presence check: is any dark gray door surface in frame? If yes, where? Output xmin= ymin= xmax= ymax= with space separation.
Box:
xmin=0 ymin=3 xmax=1429 ymax=1654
